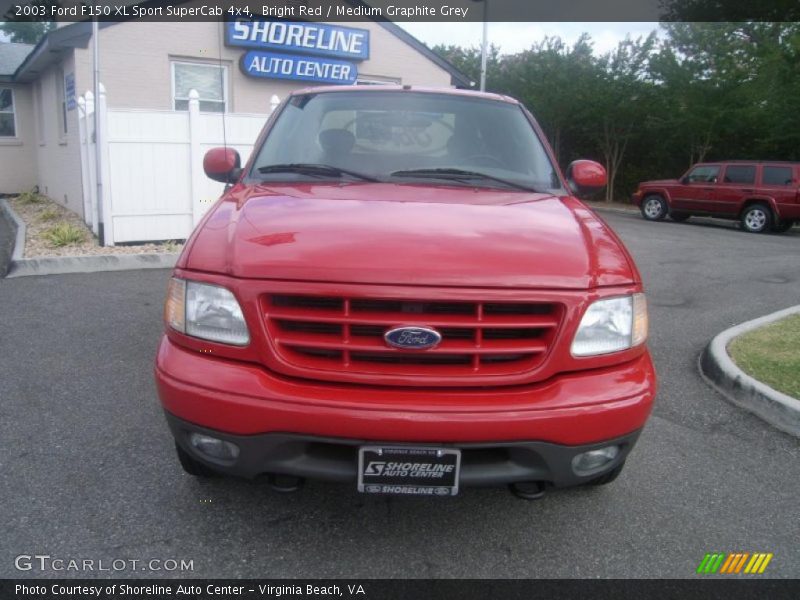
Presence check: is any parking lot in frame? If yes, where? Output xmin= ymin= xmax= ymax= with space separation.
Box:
xmin=1 ymin=211 xmax=799 ymax=579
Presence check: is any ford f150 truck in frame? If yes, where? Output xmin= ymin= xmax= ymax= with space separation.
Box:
xmin=155 ymin=86 xmax=656 ymax=499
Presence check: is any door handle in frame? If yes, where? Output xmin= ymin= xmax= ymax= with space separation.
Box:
xmin=741 ymin=189 xmax=754 ymax=193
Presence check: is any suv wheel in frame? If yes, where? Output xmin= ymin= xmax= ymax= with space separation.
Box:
xmin=641 ymin=195 xmax=667 ymax=221
xmin=741 ymin=204 xmax=773 ymax=233
xmin=175 ymin=443 xmax=218 ymax=478
xmin=670 ymin=212 xmax=690 ymax=222
xmin=771 ymin=220 xmax=794 ymax=233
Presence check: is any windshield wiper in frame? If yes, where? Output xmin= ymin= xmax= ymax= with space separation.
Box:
xmin=390 ymin=168 xmax=541 ymax=193
xmin=257 ymin=163 xmax=379 ymax=182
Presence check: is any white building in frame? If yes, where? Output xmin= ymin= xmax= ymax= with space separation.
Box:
xmin=0 ymin=15 xmax=468 ymax=243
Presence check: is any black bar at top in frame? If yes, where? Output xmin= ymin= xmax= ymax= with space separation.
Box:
xmin=3 ymin=0 xmax=800 ymax=23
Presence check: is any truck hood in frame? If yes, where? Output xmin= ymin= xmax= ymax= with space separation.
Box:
xmin=184 ymin=183 xmax=636 ymax=289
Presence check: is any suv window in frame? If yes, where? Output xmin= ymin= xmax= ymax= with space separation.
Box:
xmin=722 ymin=165 xmax=756 ymax=184
xmin=762 ymin=166 xmax=793 ymax=186
xmin=686 ymin=165 xmax=720 ymax=183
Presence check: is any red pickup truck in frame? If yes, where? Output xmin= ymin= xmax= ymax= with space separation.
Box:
xmin=632 ymin=161 xmax=800 ymax=233
xmin=155 ymin=86 xmax=655 ymax=499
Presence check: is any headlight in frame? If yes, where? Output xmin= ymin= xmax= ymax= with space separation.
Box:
xmin=164 ymin=278 xmax=250 ymax=346
xmin=571 ymin=293 xmax=647 ymax=357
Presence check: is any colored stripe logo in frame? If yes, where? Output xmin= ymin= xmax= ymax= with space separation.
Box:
xmin=697 ymin=552 xmax=773 ymax=574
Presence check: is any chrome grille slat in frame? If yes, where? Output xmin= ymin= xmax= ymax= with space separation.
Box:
xmin=264 ymin=294 xmax=562 ymax=381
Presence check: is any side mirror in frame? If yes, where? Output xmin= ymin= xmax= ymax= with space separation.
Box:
xmin=680 ymin=176 xmax=690 ymax=185
xmin=203 ymin=147 xmax=242 ymax=183
xmin=566 ymin=160 xmax=607 ymax=198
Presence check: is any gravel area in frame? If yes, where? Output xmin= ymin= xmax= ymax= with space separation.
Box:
xmin=8 ymin=194 xmax=183 ymax=258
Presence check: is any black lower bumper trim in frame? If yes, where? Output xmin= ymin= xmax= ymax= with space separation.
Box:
xmin=165 ymin=412 xmax=642 ymax=489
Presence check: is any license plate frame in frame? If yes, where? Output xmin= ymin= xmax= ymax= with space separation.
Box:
xmin=357 ymin=446 xmax=461 ymax=496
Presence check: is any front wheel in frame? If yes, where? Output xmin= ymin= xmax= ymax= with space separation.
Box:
xmin=741 ymin=204 xmax=773 ymax=234
xmin=641 ymin=195 xmax=667 ymax=221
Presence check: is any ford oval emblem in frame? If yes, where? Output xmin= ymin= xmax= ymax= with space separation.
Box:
xmin=384 ymin=326 xmax=442 ymax=350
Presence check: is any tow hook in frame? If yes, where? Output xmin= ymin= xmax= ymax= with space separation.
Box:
xmin=509 ymin=481 xmax=547 ymax=500
xmin=267 ymin=474 xmax=305 ymax=493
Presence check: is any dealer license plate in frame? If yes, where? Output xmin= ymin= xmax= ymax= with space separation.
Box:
xmin=357 ymin=446 xmax=461 ymax=496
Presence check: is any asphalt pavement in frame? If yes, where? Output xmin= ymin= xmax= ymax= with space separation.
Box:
xmin=1 ymin=212 xmax=798 ymax=579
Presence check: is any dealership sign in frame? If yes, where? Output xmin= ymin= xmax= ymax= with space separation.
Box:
xmin=241 ymin=51 xmax=358 ymax=85
xmin=226 ymin=20 xmax=369 ymax=85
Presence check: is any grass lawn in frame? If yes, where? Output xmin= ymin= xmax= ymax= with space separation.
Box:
xmin=728 ymin=314 xmax=800 ymax=399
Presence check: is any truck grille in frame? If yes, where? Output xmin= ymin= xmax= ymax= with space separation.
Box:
xmin=263 ymin=294 xmax=563 ymax=382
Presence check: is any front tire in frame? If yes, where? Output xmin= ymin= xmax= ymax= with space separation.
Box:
xmin=741 ymin=204 xmax=773 ymax=233
xmin=641 ymin=195 xmax=667 ymax=221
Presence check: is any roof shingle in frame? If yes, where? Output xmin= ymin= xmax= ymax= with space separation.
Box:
xmin=0 ymin=42 xmax=34 ymax=77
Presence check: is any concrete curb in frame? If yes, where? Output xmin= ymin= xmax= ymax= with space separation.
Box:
xmin=0 ymin=198 xmax=26 ymax=262
xmin=7 ymin=253 xmax=179 ymax=277
xmin=700 ymin=305 xmax=800 ymax=438
xmin=0 ymin=198 xmax=179 ymax=278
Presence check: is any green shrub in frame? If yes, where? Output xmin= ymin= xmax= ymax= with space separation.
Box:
xmin=16 ymin=189 xmax=46 ymax=205
xmin=38 ymin=208 xmax=60 ymax=221
xmin=44 ymin=222 xmax=86 ymax=247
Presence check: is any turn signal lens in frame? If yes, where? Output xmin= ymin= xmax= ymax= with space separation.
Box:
xmin=632 ymin=293 xmax=648 ymax=347
xmin=164 ymin=277 xmax=186 ymax=333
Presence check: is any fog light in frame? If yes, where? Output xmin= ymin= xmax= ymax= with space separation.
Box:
xmin=571 ymin=446 xmax=619 ymax=476
xmin=189 ymin=433 xmax=240 ymax=461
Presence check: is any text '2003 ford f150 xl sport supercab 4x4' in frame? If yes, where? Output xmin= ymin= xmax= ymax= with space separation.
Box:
xmin=155 ymin=86 xmax=656 ymax=499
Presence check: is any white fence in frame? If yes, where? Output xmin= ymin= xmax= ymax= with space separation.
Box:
xmin=78 ymin=86 xmax=274 ymax=244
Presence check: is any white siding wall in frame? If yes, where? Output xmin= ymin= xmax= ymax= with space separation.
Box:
xmin=33 ymin=56 xmax=84 ymax=217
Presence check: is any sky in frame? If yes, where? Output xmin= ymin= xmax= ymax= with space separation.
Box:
xmin=401 ymin=22 xmax=662 ymax=56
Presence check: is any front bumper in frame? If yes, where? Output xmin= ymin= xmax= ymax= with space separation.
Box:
xmin=155 ymin=336 xmax=656 ymax=486
xmin=167 ymin=412 xmax=641 ymax=487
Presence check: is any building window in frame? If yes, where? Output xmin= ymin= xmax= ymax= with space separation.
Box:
xmin=172 ymin=62 xmax=227 ymax=112
xmin=0 ymin=88 xmax=16 ymax=137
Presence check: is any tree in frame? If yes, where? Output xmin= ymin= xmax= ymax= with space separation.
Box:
xmin=0 ymin=21 xmax=55 ymax=44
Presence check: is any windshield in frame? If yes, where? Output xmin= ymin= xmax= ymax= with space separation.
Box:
xmin=249 ymin=91 xmax=562 ymax=192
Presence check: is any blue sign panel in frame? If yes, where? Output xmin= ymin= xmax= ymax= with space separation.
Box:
xmin=241 ymin=51 xmax=358 ymax=85
xmin=227 ymin=20 xmax=370 ymax=61
xmin=65 ymin=73 xmax=76 ymax=111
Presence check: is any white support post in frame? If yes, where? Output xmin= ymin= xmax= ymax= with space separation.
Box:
xmin=187 ymin=89 xmax=203 ymax=226
xmin=84 ymin=91 xmax=99 ymax=237
xmin=77 ymin=96 xmax=92 ymax=230
xmin=97 ymin=83 xmax=114 ymax=246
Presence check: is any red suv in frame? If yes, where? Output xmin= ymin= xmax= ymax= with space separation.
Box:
xmin=633 ymin=161 xmax=800 ymax=233
xmin=155 ymin=87 xmax=655 ymax=499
